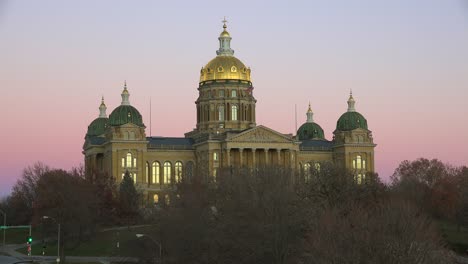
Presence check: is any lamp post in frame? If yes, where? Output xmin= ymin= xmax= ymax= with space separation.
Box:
xmin=0 ymin=209 xmax=5 ymax=248
xmin=136 ymin=234 xmax=162 ymax=264
xmin=42 ymin=216 xmax=60 ymax=263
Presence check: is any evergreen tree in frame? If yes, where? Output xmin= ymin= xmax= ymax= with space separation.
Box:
xmin=119 ymin=170 xmax=139 ymax=223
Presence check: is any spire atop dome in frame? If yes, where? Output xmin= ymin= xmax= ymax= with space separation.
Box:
xmin=121 ymin=81 xmax=130 ymax=105
xmin=306 ymin=102 xmax=314 ymax=123
xmin=99 ymin=96 xmax=107 ymax=118
xmin=217 ymin=17 xmax=234 ymax=56
xmin=347 ymin=90 xmax=356 ymax=112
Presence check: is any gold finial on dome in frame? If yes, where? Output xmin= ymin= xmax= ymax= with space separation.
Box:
xmin=222 ymin=16 xmax=227 ymax=29
xmin=307 ymin=102 xmax=312 ymax=113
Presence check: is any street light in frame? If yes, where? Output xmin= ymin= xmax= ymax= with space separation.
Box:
xmin=136 ymin=234 xmax=162 ymax=264
xmin=42 ymin=216 xmax=60 ymax=263
xmin=0 ymin=209 xmax=5 ymax=248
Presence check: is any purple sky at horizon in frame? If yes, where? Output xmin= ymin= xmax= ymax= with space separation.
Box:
xmin=1 ymin=0 xmax=468 ymax=197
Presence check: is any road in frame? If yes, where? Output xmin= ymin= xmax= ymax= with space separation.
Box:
xmin=0 ymin=243 xmax=138 ymax=264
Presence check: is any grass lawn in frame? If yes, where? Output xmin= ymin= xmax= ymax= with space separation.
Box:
xmin=2 ymin=227 xmax=38 ymax=244
xmin=439 ymin=221 xmax=468 ymax=255
xmin=16 ymin=225 xmax=156 ymax=258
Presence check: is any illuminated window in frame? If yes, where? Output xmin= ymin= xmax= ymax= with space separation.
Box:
xmin=153 ymin=194 xmax=159 ymax=204
xmin=352 ymin=155 xmax=365 ymax=170
xmin=355 ymin=173 xmax=365 ymax=185
xmin=121 ymin=158 xmax=125 ymax=168
xmin=175 ymin=161 xmax=183 ymax=183
xmin=213 ymin=152 xmax=218 ymax=161
xmin=218 ymin=105 xmax=225 ymax=121
xmin=152 ymin=161 xmax=160 ymax=184
xmin=164 ymin=162 xmax=171 ymax=184
xmin=133 ymin=158 xmax=137 ymax=168
xmin=314 ymin=162 xmax=321 ymax=171
xmin=231 ymin=105 xmax=238 ymax=121
xmin=133 ymin=173 xmax=137 ymax=183
xmin=231 ymin=90 xmax=237 ymax=97
xmin=165 ymin=194 xmax=170 ymax=205
xmin=126 ymin=153 xmax=132 ymax=168
xmin=304 ymin=162 xmax=311 ymax=182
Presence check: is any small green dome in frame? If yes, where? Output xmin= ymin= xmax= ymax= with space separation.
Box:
xmin=297 ymin=122 xmax=325 ymax=140
xmin=87 ymin=117 xmax=108 ymax=137
xmin=336 ymin=112 xmax=368 ymax=131
xmin=109 ymin=105 xmax=145 ymax=127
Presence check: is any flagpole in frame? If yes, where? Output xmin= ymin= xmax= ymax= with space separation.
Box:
xmin=295 ymin=104 xmax=297 ymax=134
xmin=150 ymin=97 xmax=152 ymax=137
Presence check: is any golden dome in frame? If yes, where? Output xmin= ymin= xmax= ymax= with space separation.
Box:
xmin=200 ymin=56 xmax=251 ymax=83
xmin=220 ymin=30 xmax=230 ymax=37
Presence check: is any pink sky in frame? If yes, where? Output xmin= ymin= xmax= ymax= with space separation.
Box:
xmin=1 ymin=1 xmax=468 ymax=196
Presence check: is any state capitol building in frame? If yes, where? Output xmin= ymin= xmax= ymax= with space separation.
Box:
xmin=83 ymin=21 xmax=376 ymax=204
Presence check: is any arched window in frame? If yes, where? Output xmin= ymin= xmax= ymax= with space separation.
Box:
xmin=153 ymin=194 xmax=159 ymax=204
xmin=152 ymin=161 xmax=160 ymax=184
xmin=231 ymin=90 xmax=237 ymax=97
xmin=164 ymin=161 xmax=171 ymax=184
xmin=218 ymin=105 xmax=225 ymax=121
xmin=304 ymin=162 xmax=311 ymax=182
xmin=213 ymin=152 xmax=218 ymax=161
xmin=314 ymin=162 xmax=321 ymax=172
xmin=175 ymin=161 xmax=183 ymax=183
xmin=126 ymin=153 xmax=132 ymax=168
xmin=231 ymin=105 xmax=238 ymax=121
xmin=186 ymin=161 xmax=194 ymax=183
xmin=353 ymin=155 xmax=364 ymax=170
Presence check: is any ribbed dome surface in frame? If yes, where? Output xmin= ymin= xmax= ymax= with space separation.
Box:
xmin=336 ymin=112 xmax=368 ymax=131
xmin=297 ymin=122 xmax=325 ymax=140
xmin=200 ymin=56 xmax=251 ymax=83
xmin=109 ymin=105 xmax=144 ymax=127
xmin=87 ymin=117 xmax=108 ymax=136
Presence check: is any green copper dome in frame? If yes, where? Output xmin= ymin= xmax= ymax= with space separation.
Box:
xmin=336 ymin=112 xmax=368 ymax=131
xmin=87 ymin=117 xmax=109 ymax=137
xmin=297 ymin=122 xmax=325 ymax=140
xmin=109 ymin=105 xmax=145 ymax=127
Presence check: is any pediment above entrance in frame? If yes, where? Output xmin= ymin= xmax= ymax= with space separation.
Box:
xmin=227 ymin=125 xmax=294 ymax=143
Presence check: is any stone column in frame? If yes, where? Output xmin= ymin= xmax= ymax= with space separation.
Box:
xmin=239 ymin=148 xmax=244 ymax=167
xmin=276 ymin=149 xmax=281 ymax=166
xmin=265 ymin=149 xmax=269 ymax=165
xmin=252 ymin=148 xmax=256 ymax=168
xmin=227 ymin=148 xmax=231 ymax=167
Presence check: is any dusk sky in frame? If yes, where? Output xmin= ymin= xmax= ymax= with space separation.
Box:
xmin=1 ymin=0 xmax=468 ymax=196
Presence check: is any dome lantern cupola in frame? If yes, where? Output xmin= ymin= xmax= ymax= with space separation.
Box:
xmin=99 ymin=96 xmax=107 ymax=118
xmin=347 ymin=90 xmax=356 ymax=112
xmin=217 ymin=17 xmax=234 ymax=56
xmin=121 ymin=81 xmax=130 ymax=106
xmin=306 ymin=102 xmax=314 ymax=123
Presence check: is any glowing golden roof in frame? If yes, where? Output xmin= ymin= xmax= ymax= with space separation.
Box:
xmin=200 ymin=56 xmax=251 ymax=83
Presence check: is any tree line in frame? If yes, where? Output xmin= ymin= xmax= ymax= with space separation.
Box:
xmin=1 ymin=158 xmax=467 ymax=263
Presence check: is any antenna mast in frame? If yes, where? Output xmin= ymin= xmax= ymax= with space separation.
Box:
xmin=295 ymin=104 xmax=297 ymax=134
xmin=150 ymin=97 xmax=152 ymax=137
